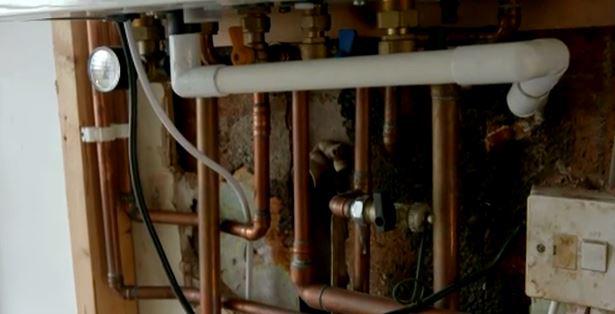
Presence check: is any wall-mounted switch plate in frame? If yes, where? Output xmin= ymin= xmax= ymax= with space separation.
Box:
xmin=526 ymin=187 xmax=615 ymax=311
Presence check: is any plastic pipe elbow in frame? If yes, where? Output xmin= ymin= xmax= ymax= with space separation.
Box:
xmin=506 ymin=82 xmax=549 ymax=118
xmin=169 ymin=33 xmax=225 ymax=98
xmin=505 ymin=40 xmax=569 ymax=118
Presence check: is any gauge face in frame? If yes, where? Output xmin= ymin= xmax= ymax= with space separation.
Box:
xmin=88 ymin=46 xmax=121 ymax=92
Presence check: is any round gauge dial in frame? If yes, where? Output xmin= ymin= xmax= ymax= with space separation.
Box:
xmin=88 ymin=46 xmax=122 ymax=92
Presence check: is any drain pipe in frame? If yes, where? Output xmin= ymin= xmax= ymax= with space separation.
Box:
xmin=170 ymin=37 xmax=568 ymax=118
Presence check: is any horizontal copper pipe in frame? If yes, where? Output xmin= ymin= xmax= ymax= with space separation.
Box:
xmin=123 ymin=287 xmax=299 ymax=314
xmin=221 ymin=93 xmax=271 ymax=240
xmin=223 ymin=298 xmax=301 ymax=314
xmin=123 ymin=286 xmax=200 ymax=302
xmin=127 ymin=209 xmax=198 ymax=226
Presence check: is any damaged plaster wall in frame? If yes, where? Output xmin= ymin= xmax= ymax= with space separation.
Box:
xmin=132 ymin=27 xmax=615 ymax=314
xmin=133 ymin=82 xmax=349 ymax=312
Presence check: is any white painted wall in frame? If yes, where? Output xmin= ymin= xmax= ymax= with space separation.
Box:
xmin=0 ymin=21 xmax=76 ymax=314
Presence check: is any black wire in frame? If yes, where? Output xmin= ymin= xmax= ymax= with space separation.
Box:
xmin=385 ymin=225 xmax=522 ymax=314
xmin=392 ymin=233 xmax=430 ymax=304
xmin=115 ymin=20 xmax=195 ymax=314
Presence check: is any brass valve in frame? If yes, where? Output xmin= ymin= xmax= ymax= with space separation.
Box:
xmin=298 ymin=3 xmax=331 ymax=60
xmin=329 ymin=192 xmax=396 ymax=232
xmin=237 ymin=4 xmax=271 ymax=62
xmin=378 ymin=0 xmax=418 ymax=54
xmin=229 ymin=26 xmax=255 ymax=65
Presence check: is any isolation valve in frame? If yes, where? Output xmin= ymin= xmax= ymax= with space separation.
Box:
xmin=329 ymin=192 xmax=396 ymax=232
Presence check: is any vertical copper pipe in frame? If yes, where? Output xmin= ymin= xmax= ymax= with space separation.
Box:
xmin=353 ymin=88 xmax=371 ymax=293
xmin=291 ymin=91 xmax=314 ymax=287
xmin=383 ymin=87 xmax=398 ymax=154
xmin=431 ymin=84 xmax=459 ymax=310
xmin=253 ymin=92 xmax=270 ymax=223
xmin=86 ymin=20 xmax=124 ymax=289
xmin=198 ymin=98 xmax=221 ymax=314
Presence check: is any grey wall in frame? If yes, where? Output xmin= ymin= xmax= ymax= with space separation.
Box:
xmin=0 ymin=21 xmax=76 ymax=314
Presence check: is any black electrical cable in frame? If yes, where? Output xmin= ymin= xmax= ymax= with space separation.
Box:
xmin=115 ymin=20 xmax=195 ymax=314
xmin=392 ymin=233 xmax=430 ymax=304
xmin=385 ymin=224 xmax=522 ymax=314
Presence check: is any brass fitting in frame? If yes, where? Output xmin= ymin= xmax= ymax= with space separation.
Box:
xmin=238 ymin=5 xmax=271 ymax=62
xmin=329 ymin=192 xmax=396 ymax=232
xmin=377 ymin=0 xmax=417 ymax=55
xmin=132 ymin=15 xmax=166 ymax=81
xmin=298 ymin=3 xmax=331 ymax=60
xmin=131 ymin=15 xmax=164 ymax=57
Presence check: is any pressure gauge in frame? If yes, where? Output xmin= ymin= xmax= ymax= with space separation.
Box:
xmin=87 ymin=46 xmax=126 ymax=92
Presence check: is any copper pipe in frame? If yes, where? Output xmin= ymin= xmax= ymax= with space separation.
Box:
xmin=126 ymin=287 xmax=304 ymax=314
xmin=493 ymin=0 xmax=521 ymax=41
xmin=329 ymin=195 xmax=353 ymax=218
xmin=197 ymin=97 xmax=221 ymax=314
xmin=221 ymin=93 xmax=271 ymax=240
xmin=86 ymin=20 xmax=125 ymax=291
xmin=291 ymin=92 xmax=452 ymax=314
xmin=223 ymin=299 xmax=301 ymax=314
xmin=445 ymin=0 xmax=520 ymax=44
xmin=431 ymin=85 xmax=459 ymax=310
xmin=128 ymin=209 xmax=198 ymax=226
xmin=383 ymin=87 xmax=398 ymax=154
xmin=124 ymin=286 xmax=200 ymax=302
xmin=291 ymin=91 xmax=314 ymax=287
xmin=353 ymin=87 xmax=371 ymax=293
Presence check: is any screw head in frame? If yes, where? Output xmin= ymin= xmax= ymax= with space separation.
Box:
xmin=536 ymin=243 xmax=546 ymax=253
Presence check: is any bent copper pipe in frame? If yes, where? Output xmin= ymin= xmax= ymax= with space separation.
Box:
xmin=353 ymin=87 xmax=371 ymax=293
xmin=221 ymin=93 xmax=271 ymax=240
xmin=198 ymin=97 xmax=221 ymax=314
xmin=221 ymin=16 xmax=271 ymax=241
xmin=292 ymin=91 xmax=454 ymax=314
xmin=431 ymin=85 xmax=459 ymax=310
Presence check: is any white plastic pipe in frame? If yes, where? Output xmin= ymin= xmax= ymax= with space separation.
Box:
xmin=547 ymin=301 xmax=560 ymax=314
xmin=170 ymin=34 xmax=569 ymax=118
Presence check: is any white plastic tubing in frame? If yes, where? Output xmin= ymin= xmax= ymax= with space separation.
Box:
xmin=123 ymin=21 xmax=253 ymax=299
xmin=170 ymin=34 xmax=569 ymax=118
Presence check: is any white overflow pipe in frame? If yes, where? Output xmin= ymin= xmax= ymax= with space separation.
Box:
xmin=170 ymin=34 xmax=569 ymax=118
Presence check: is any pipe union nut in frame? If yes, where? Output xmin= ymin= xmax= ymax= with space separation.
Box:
xmin=377 ymin=10 xmax=418 ymax=29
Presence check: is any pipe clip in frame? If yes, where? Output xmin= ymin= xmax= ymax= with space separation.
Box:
xmin=81 ymin=123 xmax=129 ymax=143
